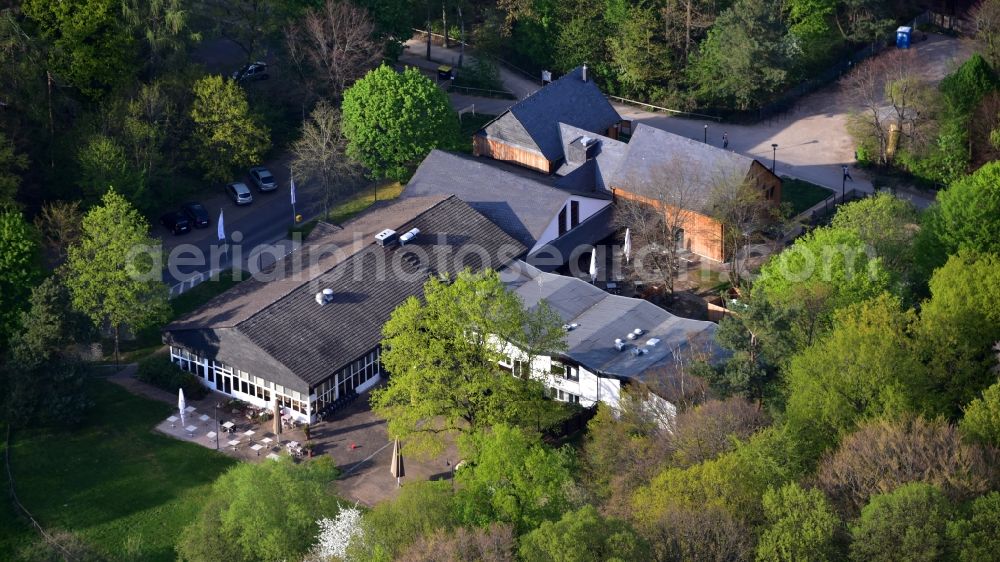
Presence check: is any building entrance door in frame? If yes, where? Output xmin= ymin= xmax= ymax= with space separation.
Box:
xmin=222 ymin=375 xmax=232 ymax=395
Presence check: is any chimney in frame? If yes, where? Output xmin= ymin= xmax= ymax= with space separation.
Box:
xmin=582 ymin=63 xmax=588 ymax=82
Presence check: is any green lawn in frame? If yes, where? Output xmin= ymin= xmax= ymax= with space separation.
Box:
xmin=781 ymin=176 xmax=834 ymax=216
xmin=3 ymin=380 xmax=236 ymax=561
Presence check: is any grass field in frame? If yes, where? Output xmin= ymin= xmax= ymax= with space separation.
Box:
xmin=2 ymin=380 xmax=236 ymax=561
xmin=781 ymin=176 xmax=834 ymax=216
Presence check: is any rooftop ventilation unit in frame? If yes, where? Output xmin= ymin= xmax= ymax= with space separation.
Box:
xmin=322 ymin=288 xmax=334 ymax=303
xmin=614 ymin=338 xmax=625 ymax=351
xmin=633 ymin=328 xmax=644 ymax=337
xmin=631 ymin=347 xmax=646 ymax=357
xmin=562 ymin=322 xmax=580 ymax=332
xmin=399 ymin=227 xmax=421 ymax=246
xmin=645 ymin=338 xmax=661 ymax=347
xmin=374 ymin=229 xmax=397 ymax=247
xmin=315 ymin=292 xmax=325 ymax=306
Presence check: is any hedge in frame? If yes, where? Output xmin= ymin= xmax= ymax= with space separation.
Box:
xmin=136 ymin=355 xmax=209 ymax=400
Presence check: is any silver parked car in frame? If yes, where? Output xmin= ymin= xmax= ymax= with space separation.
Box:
xmin=249 ymin=166 xmax=277 ymax=192
xmin=226 ymin=182 xmax=254 ymax=205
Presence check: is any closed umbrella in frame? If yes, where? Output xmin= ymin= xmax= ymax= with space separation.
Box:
xmin=589 ymin=247 xmax=598 ymax=284
xmin=623 ymin=228 xmax=632 ymax=264
xmin=178 ymin=389 xmax=186 ymax=428
xmin=390 ymin=439 xmax=405 ymax=487
xmin=272 ymin=397 xmax=282 ymax=445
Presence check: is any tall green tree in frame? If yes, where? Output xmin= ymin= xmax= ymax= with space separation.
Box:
xmin=756 ymin=482 xmax=842 ymax=562
xmin=77 ymin=134 xmax=142 ymax=203
xmin=371 ymin=269 xmax=565 ymax=456
xmin=22 ymin=0 xmax=137 ymax=98
xmin=960 ymin=381 xmax=1000 ymax=447
xmin=849 ymin=483 xmax=953 ymax=562
xmin=188 ymin=75 xmax=271 ymax=183
xmin=930 ymin=161 xmax=1000 ymax=257
xmin=0 ymin=131 xmax=27 ymax=207
xmin=178 ymin=457 xmax=341 ymax=562
xmin=917 ymin=251 xmax=1000 ymax=416
xmin=519 ymin=504 xmax=649 ymax=562
xmin=948 ymin=491 xmax=1000 ymax=562
xmin=65 ymin=188 xmax=169 ymax=362
xmin=783 ymin=294 xmax=924 ymax=457
xmin=752 ymin=226 xmax=892 ymax=352
xmin=455 ymin=424 xmax=576 ymax=534
xmin=830 ymin=193 xmax=918 ymax=279
xmin=0 ymin=209 xmax=41 ymax=350
xmin=341 ymin=65 xmax=459 ymax=181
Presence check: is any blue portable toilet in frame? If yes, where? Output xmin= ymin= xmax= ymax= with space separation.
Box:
xmin=896 ymin=26 xmax=912 ymax=49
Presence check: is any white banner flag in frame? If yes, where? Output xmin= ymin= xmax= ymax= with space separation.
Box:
xmin=290 ymin=176 xmax=297 ymax=206
xmin=217 ymin=209 xmax=225 ymax=241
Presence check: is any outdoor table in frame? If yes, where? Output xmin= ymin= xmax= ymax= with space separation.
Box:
xmin=261 ymin=437 xmax=273 ymax=446
xmin=199 ymin=414 xmax=210 ymax=422
xmin=222 ymin=421 xmax=235 ymax=433
xmin=184 ymin=406 xmax=196 ymax=413
xmin=167 ymin=415 xmax=178 ymax=427
xmin=266 ymin=453 xmax=280 ymax=461
xmin=251 ymin=444 xmax=264 ymax=456
xmin=228 ymin=439 xmax=240 ymax=450
xmin=206 ymin=431 xmax=217 ymax=440
xmin=244 ymin=429 xmax=255 ymax=437
xmin=184 ymin=425 xmax=197 ymax=436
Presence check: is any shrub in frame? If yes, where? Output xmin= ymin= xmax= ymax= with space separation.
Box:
xmin=136 ymin=355 xmax=208 ymax=400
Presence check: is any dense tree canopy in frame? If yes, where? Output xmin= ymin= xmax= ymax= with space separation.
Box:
xmin=849 ymin=483 xmax=953 ymax=562
xmin=188 ymin=75 xmax=271 ymax=183
xmin=755 ymin=482 xmax=842 ymax=562
xmin=0 ymin=209 xmax=41 ymax=349
xmin=341 ymin=65 xmax=460 ymax=181
xmin=932 ymin=161 xmax=1000 ymax=256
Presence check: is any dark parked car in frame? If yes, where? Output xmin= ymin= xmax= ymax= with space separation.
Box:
xmin=160 ymin=211 xmax=191 ymax=235
xmin=181 ymin=201 xmax=210 ymax=228
xmin=226 ymin=182 xmax=253 ymax=205
xmin=232 ymin=61 xmax=268 ymax=82
xmin=249 ymin=166 xmax=277 ymax=192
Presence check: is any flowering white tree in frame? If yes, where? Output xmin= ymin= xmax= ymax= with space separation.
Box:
xmin=308 ymin=504 xmax=364 ymax=561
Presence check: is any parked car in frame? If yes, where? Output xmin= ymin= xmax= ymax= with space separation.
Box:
xmin=232 ymin=61 xmax=268 ymax=82
xmin=249 ymin=166 xmax=277 ymax=192
xmin=226 ymin=182 xmax=254 ymax=205
xmin=160 ymin=211 xmax=191 ymax=235
xmin=181 ymin=201 xmax=210 ymax=228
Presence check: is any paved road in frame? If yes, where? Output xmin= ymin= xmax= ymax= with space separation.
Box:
xmin=418 ymin=34 xmax=972 ymax=208
xmin=156 ymin=162 xmax=327 ymax=287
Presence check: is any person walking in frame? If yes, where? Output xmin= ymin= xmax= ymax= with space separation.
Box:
xmin=722 ymin=132 xmax=729 ymax=149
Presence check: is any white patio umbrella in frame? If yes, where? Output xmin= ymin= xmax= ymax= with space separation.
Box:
xmin=272 ymin=396 xmax=282 ymax=445
xmin=588 ymin=247 xmax=598 ymax=284
xmin=623 ymin=228 xmax=632 ymax=264
xmin=178 ymin=389 xmax=186 ymax=428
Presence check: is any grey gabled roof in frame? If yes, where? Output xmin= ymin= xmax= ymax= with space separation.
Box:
xmin=165 ymin=195 xmax=525 ymax=389
xmin=526 ymin=205 xmax=617 ymax=272
xmin=505 ymin=262 xmax=719 ymax=381
xmin=405 ymin=150 xmax=596 ymax=248
xmin=480 ymin=67 xmax=621 ymax=161
xmin=613 ymin=123 xmax=767 ymax=212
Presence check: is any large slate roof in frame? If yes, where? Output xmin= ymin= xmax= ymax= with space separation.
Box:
xmin=505 ymin=262 xmax=719 ymax=381
xmin=404 ymin=150 xmax=606 ymax=248
xmin=479 ymin=67 xmax=621 ymax=161
xmin=613 ymin=123 xmax=765 ymax=212
xmin=164 ymin=195 xmax=525 ymax=390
